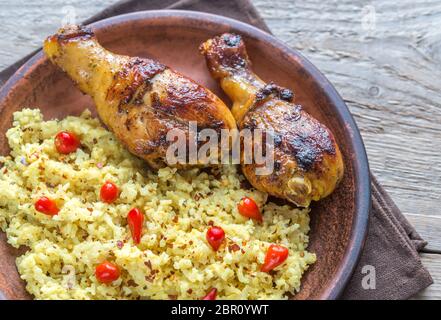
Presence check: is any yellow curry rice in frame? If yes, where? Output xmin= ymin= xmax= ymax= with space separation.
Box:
xmin=0 ymin=108 xmax=316 ymax=299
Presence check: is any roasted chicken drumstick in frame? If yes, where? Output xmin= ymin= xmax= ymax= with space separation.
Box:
xmin=43 ymin=25 xmax=236 ymax=169
xmin=200 ymin=34 xmax=344 ymax=207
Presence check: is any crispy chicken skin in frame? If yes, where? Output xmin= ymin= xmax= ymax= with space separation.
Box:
xmin=200 ymin=34 xmax=344 ymax=207
xmin=43 ymin=25 xmax=236 ymax=169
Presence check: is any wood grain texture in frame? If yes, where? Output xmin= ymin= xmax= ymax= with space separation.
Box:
xmin=0 ymin=0 xmax=120 ymax=70
xmin=406 ymin=214 xmax=441 ymax=253
xmin=0 ymin=0 xmax=439 ymax=299
xmin=253 ymin=0 xmax=441 ymax=218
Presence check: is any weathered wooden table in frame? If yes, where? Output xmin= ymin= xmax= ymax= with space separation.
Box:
xmin=0 ymin=0 xmax=439 ymax=299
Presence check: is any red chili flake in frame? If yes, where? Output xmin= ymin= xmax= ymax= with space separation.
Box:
xmin=30 ymin=152 xmax=40 ymax=160
xmin=228 ymin=243 xmax=241 ymax=252
xmin=168 ymin=295 xmax=178 ymax=300
xmin=144 ymin=260 xmax=152 ymax=270
xmin=126 ymin=279 xmax=137 ymax=287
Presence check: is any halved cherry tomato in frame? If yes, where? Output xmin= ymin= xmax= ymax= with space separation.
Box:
xmin=206 ymin=226 xmax=225 ymax=251
xmin=237 ymin=197 xmax=262 ymax=221
xmin=95 ymin=261 xmax=120 ymax=283
xmin=261 ymin=244 xmax=289 ymax=272
xmin=202 ymin=288 xmax=217 ymax=300
xmin=100 ymin=181 xmax=119 ymax=203
xmin=34 ymin=196 xmax=59 ymax=216
xmin=127 ymin=208 xmax=144 ymax=244
xmin=54 ymin=131 xmax=80 ymax=154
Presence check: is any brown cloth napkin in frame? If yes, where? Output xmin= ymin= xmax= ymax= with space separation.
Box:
xmin=0 ymin=0 xmax=433 ymax=300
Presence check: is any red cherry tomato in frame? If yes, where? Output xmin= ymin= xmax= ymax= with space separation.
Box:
xmin=206 ymin=226 xmax=225 ymax=251
xmin=237 ymin=197 xmax=262 ymax=221
xmin=100 ymin=181 xmax=119 ymax=203
xmin=202 ymin=288 xmax=217 ymax=300
xmin=34 ymin=196 xmax=59 ymax=216
xmin=261 ymin=244 xmax=289 ymax=272
xmin=54 ymin=131 xmax=80 ymax=154
xmin=95 ymin=261 xmax=120 ymax=284
xmin=127 ymin=208 xmax=144 ymax=244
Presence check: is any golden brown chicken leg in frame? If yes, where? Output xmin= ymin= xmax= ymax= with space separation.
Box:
xmin=200 ymin=34 xmax=344 ymax=207
xmin=43 ymin=25 xmax=236 ymax=169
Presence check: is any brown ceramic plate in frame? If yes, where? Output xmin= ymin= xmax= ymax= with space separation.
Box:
xmin=0 ymin=10 xmax=370 ymax=300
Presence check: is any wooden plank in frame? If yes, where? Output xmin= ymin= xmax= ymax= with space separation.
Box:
xmin=405 ymin=214 xmax=441 ymax=252
xmin=0 ymin=0 xmax=120 ymax=70
xmin=411 ymin=253 xmax=441 ymax=300
xmin=253 ymin=0 xmax=441 ymax=218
